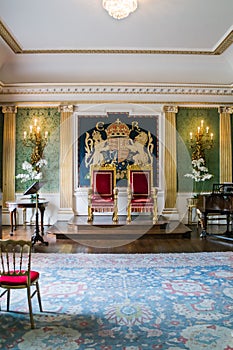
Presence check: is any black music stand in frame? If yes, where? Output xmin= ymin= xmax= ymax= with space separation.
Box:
xmin=24 ymin=181 xmax=48 ymax=246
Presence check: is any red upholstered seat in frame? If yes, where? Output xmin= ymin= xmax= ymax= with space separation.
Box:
xmin=0 ymin=270 xmax=39 ymax=286
xmin=0 ymin=240 xmax=43 ymax=329
xmin=127 ymin=165 xmax=158 ymax=223
xmin=88 ymin=164 xmax=118 ymax=222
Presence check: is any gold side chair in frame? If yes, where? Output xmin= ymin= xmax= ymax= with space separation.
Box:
xmin=0 ymin=239 xmax=43 ymax=329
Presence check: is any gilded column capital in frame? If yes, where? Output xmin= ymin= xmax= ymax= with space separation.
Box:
xmin=59 ymin=105 xmax=74 ymax=113
xmin=163 ymin=105 xmax=178 ymax=114
xmin=218 ymin=106 xmax=233 ymax=114
xmin=2 ymin=105 xmax=17 ymax=114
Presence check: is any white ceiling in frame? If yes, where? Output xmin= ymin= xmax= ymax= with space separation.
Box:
xmin=0 ymin=0 xmax=233 ymax=86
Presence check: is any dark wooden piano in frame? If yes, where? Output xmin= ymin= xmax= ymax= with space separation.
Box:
xmin=196 ymin=183 xmax=233 ymax=238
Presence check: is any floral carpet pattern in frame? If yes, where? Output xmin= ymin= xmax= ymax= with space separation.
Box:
xmin=0 ymin=252 xmax=233 ymax=349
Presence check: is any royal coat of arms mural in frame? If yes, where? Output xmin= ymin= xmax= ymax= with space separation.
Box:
xmin=78 ymin=113 xmax=158 ymax=187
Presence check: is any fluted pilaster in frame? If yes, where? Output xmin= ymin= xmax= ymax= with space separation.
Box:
xmin=59 ymin=105 xmax=74 ymax=211
xmin=2 ymin=106 xmax=17 ymax=207
xmin=163 ymin=106 xmax=178 ymax=212
xmin=218 ymin=106 xmax=233 ymax=183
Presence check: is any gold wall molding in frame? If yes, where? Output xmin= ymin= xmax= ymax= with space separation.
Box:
xmin=0 ymin=20 xmax=232 ymax=56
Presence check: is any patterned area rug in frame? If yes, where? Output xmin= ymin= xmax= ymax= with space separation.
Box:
xmin=1 ymin=252 xmax=233 ymax=349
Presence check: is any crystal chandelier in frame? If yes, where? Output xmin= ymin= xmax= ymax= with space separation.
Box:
xmin=103 ymin=0 xmax=137 ymax=20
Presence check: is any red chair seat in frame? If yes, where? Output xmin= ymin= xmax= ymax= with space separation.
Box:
xmin=0 ymin=271 xmax=39 ymax=286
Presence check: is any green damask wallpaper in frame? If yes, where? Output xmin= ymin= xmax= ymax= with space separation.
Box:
xmin=0 ymin=109 xmax=3 ymax=191
xmin=176 ymin=108 xmax=219 ymax=193
xmin=15 ymin=108 xmax=60 ymax=193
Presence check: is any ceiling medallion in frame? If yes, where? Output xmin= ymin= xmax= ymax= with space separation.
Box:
xmin=102 ymin=0 xmax=137 ymax=20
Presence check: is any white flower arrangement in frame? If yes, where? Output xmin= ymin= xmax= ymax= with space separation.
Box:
xmin=16 ymin=159 xmax=48 ymax=183
xmin=184 ymin=158 xmax=213 ymax=182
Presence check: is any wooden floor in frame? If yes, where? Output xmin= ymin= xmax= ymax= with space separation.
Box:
xmin=1 ymin=220 xmax=233 ymax=253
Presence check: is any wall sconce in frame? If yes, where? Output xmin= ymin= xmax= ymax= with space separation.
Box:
xmin=189 ymin=119 xmax=213 ymax=161
xmin=23 ymin=118 xmax=48 ymax=168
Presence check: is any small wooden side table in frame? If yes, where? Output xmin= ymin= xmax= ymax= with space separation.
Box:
xmin=6 ymin=199 xmax=49 ymax=236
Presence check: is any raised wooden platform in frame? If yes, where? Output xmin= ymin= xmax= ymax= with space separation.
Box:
xmin=47 ymin=216 xmax=192 ymax=241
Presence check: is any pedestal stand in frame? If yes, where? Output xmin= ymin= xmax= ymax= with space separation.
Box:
xmin=24 ymin=181 xmax=48 ymax=246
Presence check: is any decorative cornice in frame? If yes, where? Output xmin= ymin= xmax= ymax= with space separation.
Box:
xmin=218 ymin=106 xmax=233 ymax=114
xmin=0 ymin=83 xmax=232 ymax=97
xmin=0 ymin=19 xmax=232 ymax=56
xmin=2 ymin=105 xmax=17 ymax=114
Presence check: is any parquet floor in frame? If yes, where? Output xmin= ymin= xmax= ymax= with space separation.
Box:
xmin=1 ymin=221 xmax=233 ymax=254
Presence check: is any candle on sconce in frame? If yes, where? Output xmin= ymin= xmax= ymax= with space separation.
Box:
xmin=45 ymin=131 xmax=48 ymax=139
xmin=34 ymin=119 xmax=37 ymax=126
xmin=37 ymin=126 xmax=40 ymax=133
xmin=23 ymin=131 xmax=27 ymax=139
xmin=29 ymin=125 xmax=33 ymax=134
xmin=188 ymin=119 xmax=213 ymax=161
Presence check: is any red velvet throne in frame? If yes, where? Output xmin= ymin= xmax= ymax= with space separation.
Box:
xmin=87 ymin=164 xmax=118 ymax=222
xmin=127 ymin=164 xmax=158 ymax=223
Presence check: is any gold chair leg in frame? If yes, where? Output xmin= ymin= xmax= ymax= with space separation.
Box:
xmin=6 ymin=289 xmax=10 ymax=311
xmin=152 ymin=210 xmax=158 ymax=224
xmin=126 ymin=204 xmax=132 ymax=223
xmin=36 ymin=282 xmax=43 ymax=312
xmin=112 ymin=210 xmax=118 ymax=222
xmin=87 ymin=208 xmax=93 ymax=222
xmin=27 ymin=286 xmax=35 ymax=329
